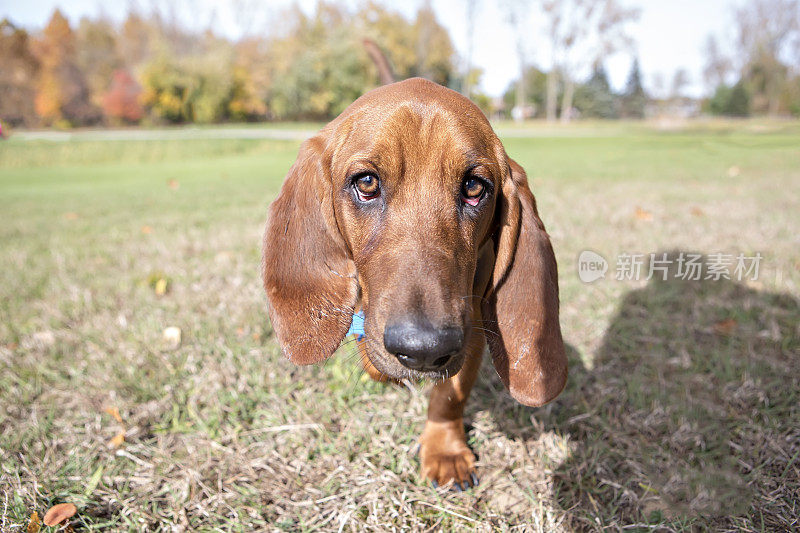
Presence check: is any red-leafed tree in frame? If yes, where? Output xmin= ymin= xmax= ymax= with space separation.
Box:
xmin=103 ymin=69 xmax=143 ymax=123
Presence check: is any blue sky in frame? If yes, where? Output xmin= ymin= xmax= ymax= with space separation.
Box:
xmin=1 ymin=0 xmax=741 ymax=97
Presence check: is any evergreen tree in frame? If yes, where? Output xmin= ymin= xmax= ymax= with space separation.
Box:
xmin=574 ymin=63 xmax=617 ymax=118
xmin=727 ymin=81 xmax=751 ymax=116
xmin=707 ymin=80 xmax=751 ymax=116
xmin=621 ymin=58 xmax=647 ymax=118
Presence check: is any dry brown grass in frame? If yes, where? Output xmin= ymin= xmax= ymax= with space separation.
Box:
xmin=1 ymin=122 xmax=798 ymax=531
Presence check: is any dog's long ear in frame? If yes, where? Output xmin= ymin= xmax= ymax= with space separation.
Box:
xmin=482 ymin=158 xmax=567 ymax=406
xmin=262 ymin=135 xmax=358 ymax=365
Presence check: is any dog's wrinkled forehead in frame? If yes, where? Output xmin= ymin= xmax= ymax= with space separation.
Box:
xmin=326 ymin=80 xmax=504 ymax=184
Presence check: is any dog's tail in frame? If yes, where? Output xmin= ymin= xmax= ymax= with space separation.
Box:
xmin=362 ymin=38 xmax=396 ymax=85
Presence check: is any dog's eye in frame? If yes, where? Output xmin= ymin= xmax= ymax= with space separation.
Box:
xmin=354 ymin=174 xmax=380 ymax=200
xmin=461 ymin=177 xmax=485 ymax=206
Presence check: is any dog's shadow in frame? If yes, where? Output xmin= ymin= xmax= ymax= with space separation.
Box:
xmin=470 ymin=251 xmax=799 ymax=528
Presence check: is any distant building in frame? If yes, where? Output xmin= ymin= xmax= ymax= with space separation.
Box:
xmin=511 ymin=104 xmax=536 ymax=122
xmin=646 ymin=97 xmax=701 ymax=119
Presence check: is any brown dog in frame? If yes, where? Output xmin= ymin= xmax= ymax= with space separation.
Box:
xmin=262 ymin=78 xmax=566 ymax=489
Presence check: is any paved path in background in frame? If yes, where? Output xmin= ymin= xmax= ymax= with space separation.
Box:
xmin=9 ymin=124 xmax=631 ymax=142
xmin=11 ymin=128 xmax=318 ymax=142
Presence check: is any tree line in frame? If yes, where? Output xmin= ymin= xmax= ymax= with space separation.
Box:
xmin=0 ymin=2 xmax=456 ymax=128
xmin=1 ymin=0 xmax=798 ymax=128
xmin=702 ymin=0 xmax=800 ymax=117
xmin=499 ymin=0 xmax=800 ymax=120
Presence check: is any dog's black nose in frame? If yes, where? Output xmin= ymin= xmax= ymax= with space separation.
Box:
xmin=383 ymin=319 xmax=464 ymax=371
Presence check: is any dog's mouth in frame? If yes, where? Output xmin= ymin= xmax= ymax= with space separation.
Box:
xmin=358 ymin=335 xmax=467 ymax=382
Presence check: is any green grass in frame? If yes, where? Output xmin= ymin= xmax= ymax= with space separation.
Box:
xmin=1 ymin=121 xmax=798 ymax=531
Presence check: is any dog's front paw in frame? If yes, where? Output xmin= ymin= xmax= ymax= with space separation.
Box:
xmin=419 ymin=420 xmax=478 ymax=490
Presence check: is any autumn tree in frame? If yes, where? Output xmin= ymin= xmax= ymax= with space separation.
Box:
xmin=229 ymin=37 xmax=270 ymax=120
xmin=140 ymin=53 xmax=235 ymax=124
xmin=103 ymin=69 xmax=143 ymax=123
xmin=32 ymin=9 xmax=99 ymax=126
xmin=117 ymin=12 xmax=154 ymax=67
xmin=140 ymin=55 xmax=193 ymax=123
xmin=134 ymin=11 xmax=243 ymax=124
xmin=264 ymin=3 xmax=365 ymax=120
xmin=261 ymin=2 xmax=455 ymax=120
xmin=356 ymin=1 xmax=455 ymax=87
xmin=76 ymin=17 xmax=121 ymax=109
xmin=188 ymin=47 xmax=237 ymax=124
xmin=228 ymin=67 xmax=267 ymax=121
xmin=0 ymin=19 xmax=40 ymax=126
xmin=9 ymin=1 xmax=461 ymax=125
xmin=357 ymin=2 xmax=413 ymax=81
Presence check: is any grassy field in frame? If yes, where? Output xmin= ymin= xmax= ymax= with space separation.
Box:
xmin=1 ymin=121 xmax=798 ymax=531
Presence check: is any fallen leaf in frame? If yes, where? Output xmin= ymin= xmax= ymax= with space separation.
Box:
xmin=168 ymin=179 xmax=179 ymax=190
xmin=108 ymin=429 xmax=125 ymax=449
xmin=146 ymin=272 xmax=171 ymax=292
xmin=713 ymin=318 xmax=738 ymax=335
xmin=43 ymin=503 xmax=77 ymax=526
xmin=63 ymin=212 xmax=79 ymax=221
xmin=141 ymin=225 xmax=153 ymax=234
xmin=154 ymin=278 xmax=168 ymax=296
xmin=690 ymin=206 xmax=705 ymax=217
xmin=727 ymin=165 xmax=740 ymax=177
xmin=104 ymin=406 xmax=123 ymax=424
xmin=634 ymin=206 xmax=653 ymax=221
xmin=27 ymin=511 xmax=41 ymax=533
xmin=163 ymin=326 xmax=182 ymax=348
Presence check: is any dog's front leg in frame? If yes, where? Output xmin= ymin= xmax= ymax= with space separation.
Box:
xmin=419 ymin=318 xmax=484 ymax=489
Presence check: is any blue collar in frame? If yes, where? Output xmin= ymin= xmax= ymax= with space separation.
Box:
xmin=347 ymin=310 xmax=366 ymax=340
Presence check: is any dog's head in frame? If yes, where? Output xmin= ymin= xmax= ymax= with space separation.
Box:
xmin=263 ymin=78 xmax=566 ymax=406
